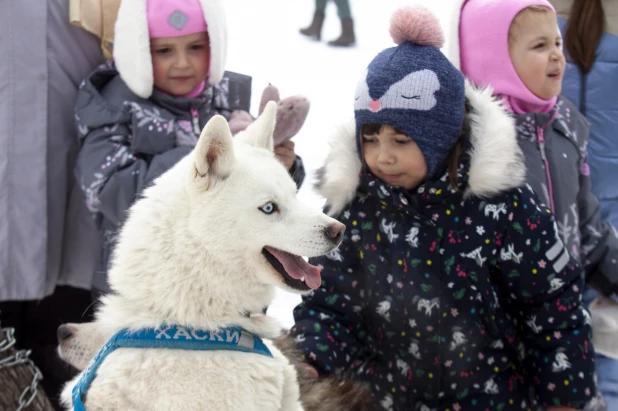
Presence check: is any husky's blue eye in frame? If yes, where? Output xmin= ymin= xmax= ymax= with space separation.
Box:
xmin=260 ymin=202 xmax=278 ymax=215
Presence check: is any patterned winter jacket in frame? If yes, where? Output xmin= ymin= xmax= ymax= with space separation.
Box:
xmin=514 ymin=97 xmax=618 ymax=298
xmin=292 ymin=84 xmax=596 ymax=411
xmin=75 ymin=62 xmax=305 ymax=292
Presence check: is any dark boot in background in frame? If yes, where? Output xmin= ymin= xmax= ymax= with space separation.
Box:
xmin=328 ymin=18 xmax=355 ymax=47
xmin=299 ymin=11 xmax=325 ymax=41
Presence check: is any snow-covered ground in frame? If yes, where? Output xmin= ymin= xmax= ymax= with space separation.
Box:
xmin=224 ymin=0 xmax=458 ymax=328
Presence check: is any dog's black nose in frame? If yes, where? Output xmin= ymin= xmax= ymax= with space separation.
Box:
xmin=325 ymin=222 xmax=346 ymax=244
xmin=57 ymin=324 xmax=73 ymax=342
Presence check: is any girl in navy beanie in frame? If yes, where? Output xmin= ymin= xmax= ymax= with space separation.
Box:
xmin=292 ymin=6 xmax=596 ymax=410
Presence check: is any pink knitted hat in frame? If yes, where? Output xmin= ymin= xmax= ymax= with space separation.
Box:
xmin=459 ymin=0 xmax=557 ymax=114
xmin=147 ymin=0 xmax=208 ymax=38
xmin=114 ymin=0 xmax=228 ymax=98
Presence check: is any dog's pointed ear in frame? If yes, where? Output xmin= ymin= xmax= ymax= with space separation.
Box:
xmin=235 ymin=101 xmax=276 ymax=151
xmin=191 ymin=115 xmax=235 ymax=189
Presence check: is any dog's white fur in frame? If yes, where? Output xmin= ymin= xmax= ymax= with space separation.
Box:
xmin=58 ymin=320 xmax=375 ymax=411
xmin=61 ymin=102 xmax=343 ymax=411
xmin=59 ymin=319 xmax=304 ymax=411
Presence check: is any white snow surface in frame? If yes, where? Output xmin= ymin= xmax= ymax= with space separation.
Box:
xmin=224 ymin=0 xmax=458 ymax=329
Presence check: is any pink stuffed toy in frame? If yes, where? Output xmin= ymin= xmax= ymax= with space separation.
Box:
xmin=229 ymin=84 xmax=310 ymax=146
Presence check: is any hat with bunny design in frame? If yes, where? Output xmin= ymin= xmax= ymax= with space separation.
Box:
xmin=354 ymin=6 xmax=465 ymax=178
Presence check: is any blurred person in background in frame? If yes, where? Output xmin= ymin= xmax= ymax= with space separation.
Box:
xmin=299 ymin=0 xmax=356 ymax=47
xmin=551 ymin=0 xmax=618 ymax=408
xmin=0 ymin=0 xmax=103 ymax=407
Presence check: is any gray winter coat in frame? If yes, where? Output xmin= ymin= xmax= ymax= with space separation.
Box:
xmin=0 ymin=0 xmax=103 ymax=301
xmin=515 ymin=96 xmax=618 ymax=296
xmin=75 ymin=64 xmax=305 ymax=292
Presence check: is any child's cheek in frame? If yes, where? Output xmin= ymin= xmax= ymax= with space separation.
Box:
xmin=151 ymin=57 xmax=167 ymax=87
xmin=199 ymin=51 xmax=211 ymax=80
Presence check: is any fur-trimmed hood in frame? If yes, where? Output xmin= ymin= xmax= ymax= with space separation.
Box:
xmin=315 ymin=81 xmax=526 ymax=216
xmin=113 ymin=0 xmax=227 ymax=99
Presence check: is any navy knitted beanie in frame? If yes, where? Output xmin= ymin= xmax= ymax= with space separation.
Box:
xmin=354 ymin=6 xmax=465 ymax=178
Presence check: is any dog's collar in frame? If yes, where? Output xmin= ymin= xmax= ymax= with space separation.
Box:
xmin=72 ymin=325 xmax=273 ymax=411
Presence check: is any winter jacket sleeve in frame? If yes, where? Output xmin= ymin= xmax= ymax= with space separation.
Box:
xmin=497 ymin=185 xmax=596 ymax=409
xmin=74 ymin=85 xmax=192 ymax=230
xmin=291 ymin=209 xmax=370 ymax=376
xmin=576 ymin=147 xmax=618 ymax=298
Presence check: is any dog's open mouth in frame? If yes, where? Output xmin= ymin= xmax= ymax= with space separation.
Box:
xmin=262 ymin=246 xmax=322 ymax=291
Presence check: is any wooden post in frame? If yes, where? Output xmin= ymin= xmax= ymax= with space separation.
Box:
xmin=0 ymin=325 xmax=53 ymax=411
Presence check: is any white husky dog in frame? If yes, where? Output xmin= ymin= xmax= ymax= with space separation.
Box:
xmin=57 ymin=322 xmax=374 ymax=411
xmin=60 ymin=101 xmax=345 ymax=411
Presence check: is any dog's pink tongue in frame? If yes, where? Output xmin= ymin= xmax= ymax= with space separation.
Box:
xmin=265 ymin=247 xmax=322 ymax=289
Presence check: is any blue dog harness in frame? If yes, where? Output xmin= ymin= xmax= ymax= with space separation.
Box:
xmin=72 ymin=325 xmax=273 ymax=411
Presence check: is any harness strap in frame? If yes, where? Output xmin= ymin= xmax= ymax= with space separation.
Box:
xmin=72 ymin=326 xmax=273 ymax=411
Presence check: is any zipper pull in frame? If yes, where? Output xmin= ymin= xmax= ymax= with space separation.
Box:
xmin=538 ymin=139 xmax=547 ymax=160
xmin=537 ymin=127 xmax=547 ymax=160
xmin=190 ymin=108 xmax=200 ymax=135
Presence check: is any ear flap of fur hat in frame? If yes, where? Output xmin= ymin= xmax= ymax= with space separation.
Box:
xmin=113 ymin=0 xmax=228 ymax=98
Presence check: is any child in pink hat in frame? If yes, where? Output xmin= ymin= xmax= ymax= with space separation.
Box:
xmin=113 ymin=0 xmax=225 ymax=99
xmin=457 ymin=0 xmax=561 ymax=114
xmin=73 ymin=0 xmax=306 ymax=295
xmin=145 ymin=0 xmax=211 ymax=98
xmin=449 ymin=0 xmax=618 ymax=410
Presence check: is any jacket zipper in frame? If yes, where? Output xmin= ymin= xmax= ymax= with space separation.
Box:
xmin=190 ymin=108 xmax=200 ymax=135
xmin=536 ymin=111 xmax=558 ymax=213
